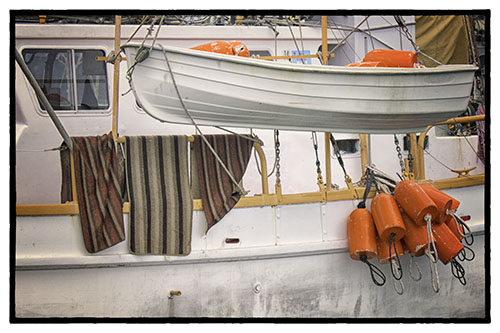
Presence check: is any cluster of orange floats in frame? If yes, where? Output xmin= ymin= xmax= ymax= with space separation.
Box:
xmin=348 ymin=167 xmax=474 ymax=294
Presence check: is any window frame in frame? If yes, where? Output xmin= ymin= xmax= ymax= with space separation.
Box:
xmin=21 ymin=46 xmax=112 ymax=117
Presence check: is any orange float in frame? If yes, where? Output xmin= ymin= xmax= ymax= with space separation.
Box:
xmin=371 ymin=193 xmax=406 ymax=241
xmin=345 ymin=61 xmax=387 ymax=67
xmin=432 ymin=222 xmax=464 ymax=265
xmin=401 ymin=211 xmax=428 ymax=257
xmin=419 ymin=184 xmax=460 ymax=224
xmin=347 ymin=208 xmax=386 ymax=286
xmin=347 ymin=208 xmax=378 ymax=260
xmin=376 ymin=235 xmax=404 ymax=264
xmin=191 ymin=40 xmax=250 ymax=57
xmin=362 ymin=49 xmax=417 ymax=68
xmin=394 ymin=180 xmax=438 ymax=226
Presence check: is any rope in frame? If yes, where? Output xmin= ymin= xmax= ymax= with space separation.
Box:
xmin=451 ymin=258 xmax=467 ymax=286
xmin=159 ymin=44 xmax=247 ymax=195
xmin=457 ymin=245 xmax=475 ymax=262
xmin=424 ymin=214 xmax=440 ymax=293
xmin=450 ymin=212 xmax=474 ymax=245
xmin=360 ymin=254 xmax=386 ymax=287
xmin=394 ymin=15 xmax=443 ymax=66
xmin=388 ymin=233 xmax=403 ymax=280
xmin=391 ymin=260 xmax=405 ymax=295
xmin=286 ymin=18 xmax=305 ymax=64
xmin=409 ymin=255 xmax=422 ymax=282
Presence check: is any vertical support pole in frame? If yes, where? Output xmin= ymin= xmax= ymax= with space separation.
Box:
xmin=112 ymin=15 xmax=122 ymax=140
xmin=321 ymin=16 xmax=332 ymax=191
xmin=321 ymin=16 xmax=329 ymax=65
xmin=253 ymin=142 xmax=269 ymax=195
xmin=324 ymin=133 xmax=332 ymax=190
xmin=359 ymin=133 xmax=370 ymax=172
xmin=70 ymin=151 xmax=78 ymax=204
xmin=409 ymin=133 xmax=419 ymax=180
xmin=416 ymin=129 xmax=429 ymax=180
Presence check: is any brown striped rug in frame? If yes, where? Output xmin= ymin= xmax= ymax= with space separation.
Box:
xmin=71 ymin=133 xmax=125 ymax=253
xmin=125 ymin=136 xmax=192 ymax=255
xmin=192 ymin=134 xmax=253 ymax=232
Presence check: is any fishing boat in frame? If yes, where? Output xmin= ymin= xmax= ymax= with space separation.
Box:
xmin=121 ymin=43 xmax=477 ymax=134
xmin=13 ymin=13 xmax=488 ymax=320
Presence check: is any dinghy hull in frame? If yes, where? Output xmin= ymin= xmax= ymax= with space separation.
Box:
xmin=122 ymin=43 xmax=477 ymax=134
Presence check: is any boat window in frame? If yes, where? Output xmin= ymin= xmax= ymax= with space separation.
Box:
xmin=249 ymin=50 xmax=271 ymax=58
xmin=22 ymin=48 xmax=109 ymax=112
xmin=403 ymin=135 xmax=428 ymax=150
xmin=336 ymin=139 xmax=359 ymax=155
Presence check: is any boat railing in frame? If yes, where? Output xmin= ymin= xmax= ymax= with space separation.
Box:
xmin=16 ymin=121 xmax=485 ymax=216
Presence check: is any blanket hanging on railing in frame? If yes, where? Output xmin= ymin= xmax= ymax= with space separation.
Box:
xmin=192 ymin=134 xmax=253 ymax=232
xmin=70 ymin=133 xmax=125 ymax=253
xmin=125 ymin=136 xmax=193 ymax=255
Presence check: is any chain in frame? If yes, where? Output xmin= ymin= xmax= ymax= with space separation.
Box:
xmin=274 ymin=129 xmax=281 ymax=184
xmin=407 ymin=135 xmax=414 ymax=174
xmin=394 ymin=16 xmax=419 ymax=52
xmin=394 ymin=134 xmax=405 ymax=173
xmin=312 ymin=132 xmax=323 ymax=185
xmin=394 ymin=15 xmax=443 ymax=66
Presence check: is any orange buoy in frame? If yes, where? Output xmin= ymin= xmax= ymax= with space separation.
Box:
xmin=345 ymin=61 xmax=388 ymax=67
xmin=347 ymin=208 xmax=386 ymax=286
xmin=191 ymin=40 xmax=250 ymax=57
xmin=432 ymin=222 xmax=464 ymax=265
xmin=371 ymin=193 xmax=406 ymax=241
xmin=394 ymin=180 xmax=438 ymax=226
xmin=419 ymin=184 xmax=460 ymax=224
xmin=376 ymin=235 xmax=404 ymax=264
xmin=347 ymin=208 xmax=378 ymax=260
xmin=363 ymin=49 xmax=417 ymax=68
xmin=401 ymin=211 xmax=428 ymax=257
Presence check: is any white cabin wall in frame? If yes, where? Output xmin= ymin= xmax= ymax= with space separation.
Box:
xmin=15 ymin=17 xmax=482 ymax=204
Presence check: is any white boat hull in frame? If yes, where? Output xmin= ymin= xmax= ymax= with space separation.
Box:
xmin=122 ymin=43 xmax=477 ymax=134
xmin=15 ymin=186 xmax=486 ymax=318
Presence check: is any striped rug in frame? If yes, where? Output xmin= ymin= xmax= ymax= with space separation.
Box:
xmin=192 ymin=134 xmax=254 ymax=232
xmin=125 ymin=136 xmax=192 ymax=255
xmin=71 ymin=133 xmax=125 ymax=253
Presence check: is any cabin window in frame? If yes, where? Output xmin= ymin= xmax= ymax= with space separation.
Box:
xmin=335 ymin=139 xmax=359 ymax=155
xmin=22 ymin=48 xmax=109 ymax=112
xmin=249 ymin=50 xmax=272 ymax=58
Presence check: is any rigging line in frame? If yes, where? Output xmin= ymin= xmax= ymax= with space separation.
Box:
xmin=214 ymin=126 xmax=264 ymax=146
xmin=159 ymin=44 xmax=247 ymax=195
xmin=286 ymin=18 xmax=305 ymax=64
xmin=434 ymin=123 xmax=480 ymax=158
xmin=125 ymin=15 xmax=150 ymax=43
xmin=330 ymin=17 xmax=396 ymax=52
xmin=328 ymin=17 xmax=362 ymax=62
xmin=298 ymin=16 xmax=305 ymax=53
xmin=365 ymin=17 xmax=376 ymax=50
xmin=423 ymin=149 xmax=476 ymax=181
xmin=326 ymin=18 xmax=354 ymax=63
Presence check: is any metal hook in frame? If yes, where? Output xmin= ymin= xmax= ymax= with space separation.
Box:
xmin=409 ymin=255 xmax=422 ymax=281
xmin=388 ymin=233 xmax=403 ymax=281
xmin=360 ymin=255 xmax=386 ymax=287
